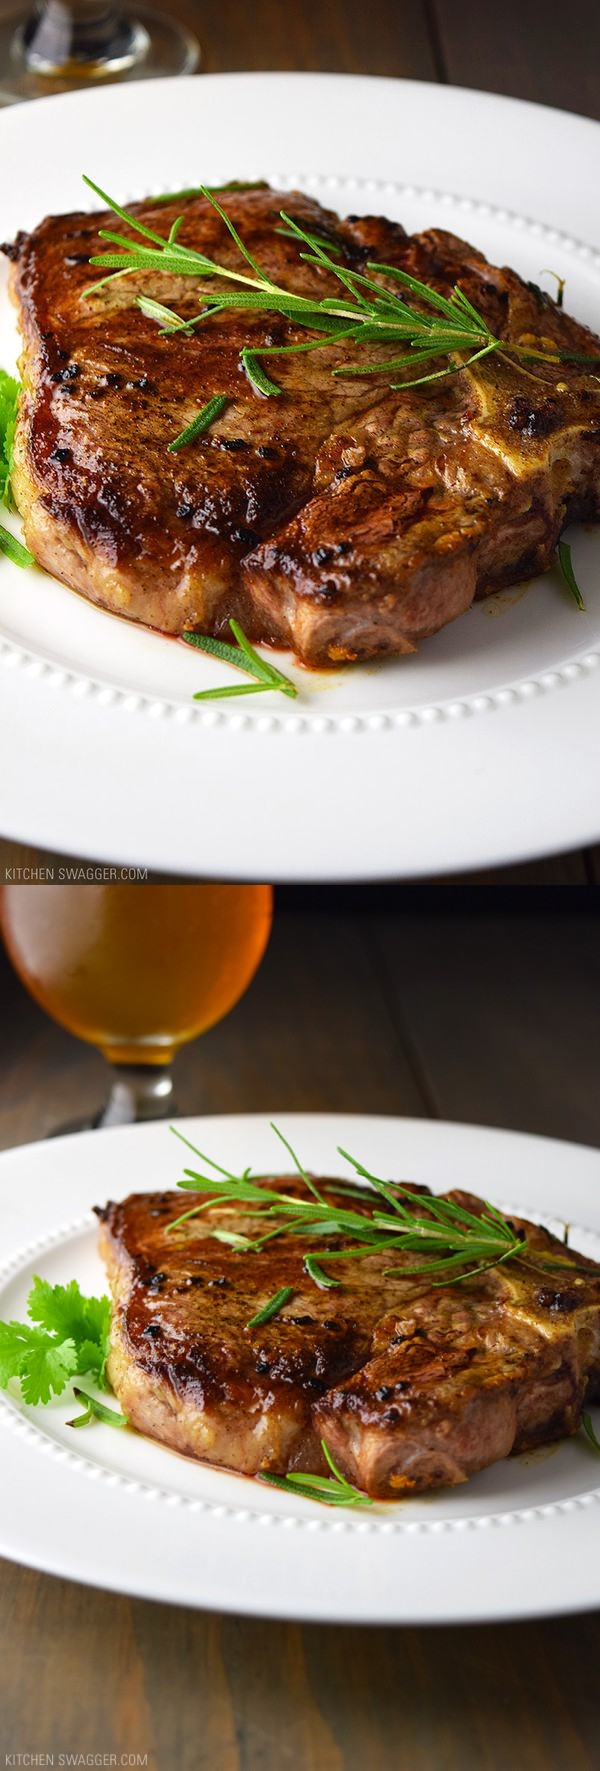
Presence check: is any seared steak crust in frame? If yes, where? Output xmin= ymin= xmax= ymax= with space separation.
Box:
xmin=97 ymin=1180 xmax=600 ymax=1498
xmin=5 ymin=186 xmax=600 ymax=665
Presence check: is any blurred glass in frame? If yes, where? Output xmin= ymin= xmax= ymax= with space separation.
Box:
xmin=0 ymin=881 xmax=273 ymax=1128
xmin=0 ymin=0 xmax=199 ymax=105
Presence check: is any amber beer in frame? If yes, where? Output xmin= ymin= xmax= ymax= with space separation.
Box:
xmin=0 ymin=883 xmax=273 ymax=1064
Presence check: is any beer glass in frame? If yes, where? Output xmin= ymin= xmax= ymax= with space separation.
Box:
xmin=0 ymin=881 xmax=273 ymax=1127
xmin=0 ymin=0 xmax=199 ymax=106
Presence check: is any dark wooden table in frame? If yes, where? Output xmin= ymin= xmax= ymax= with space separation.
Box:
xmin=1 ymin=883 xmax=600 ymax=1770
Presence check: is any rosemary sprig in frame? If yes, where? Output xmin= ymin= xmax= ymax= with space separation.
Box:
xmin=183 ymin=618 xmax=298 ymax=701
xmin=246 ymin=1286 xmax=294 ymax=1328
xmin=558 ymin=539 xmax=586 ymax=611
xmin=259 ymin=1439 xmax=372 ymax=1507
xmin=169 ymin=1123 xmax=590 ymax=1288
xmin=81 ymin=174 xmax=600 ymax=399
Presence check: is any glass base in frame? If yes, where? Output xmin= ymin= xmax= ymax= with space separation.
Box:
xmin=0 ymin=6 xmax=200 ymax=105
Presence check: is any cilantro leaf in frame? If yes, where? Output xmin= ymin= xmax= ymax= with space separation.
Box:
xmin=0 ymin=1319 xmax=42 ymax=1386
xmin=28 ymin=1275 xmax=110 ymax=1346
xmin=28 ymin=1274 xmax=88 ymax=1337
xmin=20 ymin=1337 xmax=77 ymax=1405
xmin=80 ymin=1291 xmax=112 ymax=1351
xmin=0 ymin=1278 xmax=112 ymax=1403
xmin=27 ymin=1276 xmax=111 ymax=1381
xmin=76 ymin=1337 xmax=107 ymax=1383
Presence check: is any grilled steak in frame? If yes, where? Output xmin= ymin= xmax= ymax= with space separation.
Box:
xmin=5 ymin=186 xmax=600 ymax=666
xmin=97 ymin=1179 xmax=600 ymax=1498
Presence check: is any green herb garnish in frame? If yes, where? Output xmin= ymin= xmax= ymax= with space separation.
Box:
xmin=304 ymin=1254 xmax=340 ymax=1290
xmin=0 ymin=525 xmax=35 ymax=569
xmin=183 ymin=617 xmax=298 ymax=701
xmin=68 ymin=1387 xmax=127 ymax=1429
xmin=581 ymin=1411 xmax=600 ymax=1454
xmin=0 ymin=369 xmax=19 ymax=507
xmin=0 ymin=370 xmax=36 ymax=565
xmin=168 ymin=393 xmax=229 ymax=452
xmin=259 ymin=1439 xmax=372 ymax=1508
xmin=541 ymin=270 xmax=566 ymax=308
xmin=82 ymin=174 xmax=600 ymax=398
xmin=170 ymin=1122 xmax=595 ymax=1289
xmin=558 ymin=539 xmax=586 ymax=611
xmin=0 ymin=1277 xmax=111 ymax=1405
xmin=149 ymin=182 xmax=269 ymax=204
xmin=246 ymin=1285 xmax=294 ymax=1328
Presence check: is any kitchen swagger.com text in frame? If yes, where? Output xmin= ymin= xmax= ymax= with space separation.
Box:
xmin=2 ymin=868 xmax=148 ymax=884
xmin=5 ymin=1757 xmax=148 ymax=1767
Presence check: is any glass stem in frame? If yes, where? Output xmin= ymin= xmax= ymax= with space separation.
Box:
xmin=94 ymin=1062 xmax=179 ymax=1129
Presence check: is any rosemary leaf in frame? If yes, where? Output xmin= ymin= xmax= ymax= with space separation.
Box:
xmin=167 ymin=394 xmax=229 ymax=453
xmin=540 ymin=269 xmax=566 ymax=308
xmin=183 ymin=629 xmax=267 ymax=675
xmin=305 ymin=1255 xmax=340 ymax=1290
xmin=259 ymin=1440 xmax=372 ymax=1507
xmin=192 ymin=683 xmax=278 ymax=702
xmin=149 ymin=182 xmax=269 ymax=204
xmin=0 ymin=369 xmax=19 ymax=508
xmin=183 ymin=619 xmax=298 ymax=701
xmin=138 ymin=295 xmax=194 ymax=332
xmin=271 ymin=1123 xmax=328 ymax=1205
xmin=241 ymin=347 xmax=282 ymax=398
xmin=210 ymin=1229 xmax=255 ymax=1250
xmin=68 ymin=1388 xmax=127 ymax=1429
xmin=276 ymin=224 xmax=344 ymax=258
xmin=0 ymin=525 xmax=35 ymax=569
xmin=558 ymin=540 xmax=586 ymax=611
xmin=246 ymin=1286 xmax=294 ymax=1328
xmin=196 ymin=181 xmax=270 ymax=282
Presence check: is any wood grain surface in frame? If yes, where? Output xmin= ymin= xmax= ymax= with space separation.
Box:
xmin=1 ymin=885 xmax=600 ymax=1771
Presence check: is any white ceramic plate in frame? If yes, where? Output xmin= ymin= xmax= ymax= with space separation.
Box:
xmin=0 ymin=74 xmax=599 ymax=877
xmin=2 ymin=1111 xmax=600 ymax=1623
